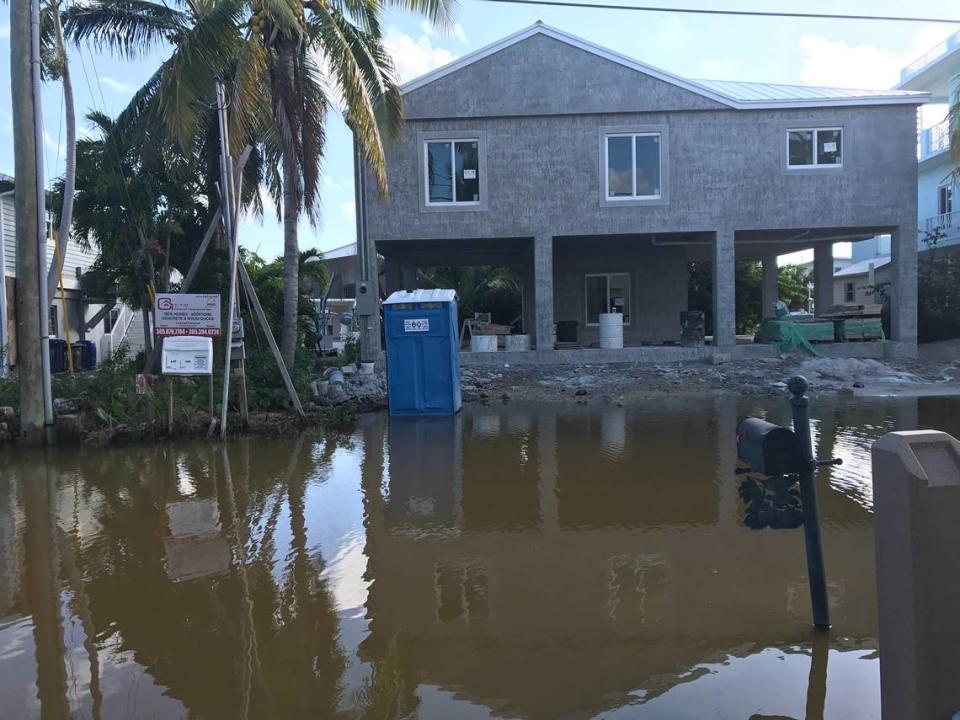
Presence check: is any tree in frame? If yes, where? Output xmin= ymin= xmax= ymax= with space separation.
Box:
xmin=419 ymin=266 xmax=522 ymax=330
xmin=65 ymin=0 xmax=457 ymax=369
xmin=54 ymin=112 xmax=211 ymax=367
xmin=40 ymin=0 xmax=77 ymax=306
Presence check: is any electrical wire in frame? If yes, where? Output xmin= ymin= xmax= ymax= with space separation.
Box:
xmin=473 ymin=0 xmax=960 ymax=24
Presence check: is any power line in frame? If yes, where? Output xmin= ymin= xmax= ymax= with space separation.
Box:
xmin=474 ymin=0 xmax=960 ymax=24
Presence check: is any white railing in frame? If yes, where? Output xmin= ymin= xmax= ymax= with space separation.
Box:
xmin=920 ymin=120 xmax=951 ymax=160
xmin=901 ymin=30 xmax=960 ymax=82
xmin=100 ymin=304 xmax=134 ymax=363
xmin=922 ymin=212 xmax=960 ymax=248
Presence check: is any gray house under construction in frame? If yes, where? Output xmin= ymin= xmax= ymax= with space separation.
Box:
xmin=359 ymin=23 xmax=925 ymax=361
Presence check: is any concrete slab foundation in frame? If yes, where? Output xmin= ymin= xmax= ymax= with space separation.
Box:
xmin=459 ymin=341 xmax=916 ymax=367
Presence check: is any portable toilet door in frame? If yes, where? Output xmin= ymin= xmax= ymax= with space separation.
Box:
xmin=383 ymin=289 xmax=462 ymax=416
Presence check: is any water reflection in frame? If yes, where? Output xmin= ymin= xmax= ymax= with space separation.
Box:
xmin=0 ymin=394 xmax=950 ymax=719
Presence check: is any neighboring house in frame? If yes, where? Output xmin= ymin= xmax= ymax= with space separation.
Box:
xmin=897 ymin=29 xmax=959 ymax=253
xmin=0 ymin=173 xmax=137 ymax=372
xmin=833 ymin=257 xmax=891 ymax=307
xmin=360 ymin=23 xmax=924 ymax=357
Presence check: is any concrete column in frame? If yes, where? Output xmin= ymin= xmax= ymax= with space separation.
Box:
xmin=712 ymin=229 xmax=736 ymax=348
xmin=400 ymin=260 xmax=416 ymax=292
xmin=890 ymin=223 xmax=919 ymax=345
xmin=534 ymin=235 xmax=554 ymax=350
xmin=873 ymin=431 xmax=960 ymax=720
xmin=761 ymin=255 xmax=779 ymax=319
xmin=813 ymin=244 xmax=834 ymax=316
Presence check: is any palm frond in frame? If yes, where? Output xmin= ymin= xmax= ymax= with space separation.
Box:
xmin=63 ymin=0 xmax=188 ymax=58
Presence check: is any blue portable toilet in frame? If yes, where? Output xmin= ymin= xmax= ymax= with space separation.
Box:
xmin=383 ymin=289 xmax=461 ymax=416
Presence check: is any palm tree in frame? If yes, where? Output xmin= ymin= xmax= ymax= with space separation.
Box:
xmin=40 ymin=0 xmax=77 ymax=306
xmin=66 ymin=0 xmax=457 ymax=368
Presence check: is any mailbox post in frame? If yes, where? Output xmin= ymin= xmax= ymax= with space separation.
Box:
xmin=788 ymin=376 xmax=830 ymax=630
xmin=736 ymin=375 xmax=835 ymax=629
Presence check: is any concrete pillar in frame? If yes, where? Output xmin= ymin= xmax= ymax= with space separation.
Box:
xmin=761 ymin=255 xmax=779 ymax=318
xmin=813 ymin=244 xmax=834 ymax=316
xmin=534 ymin=235 xmax=554 ymax=350
xmin=712 ymin=229 xmax=736 ymax=348
xmin=400 ymin=260 xmax=416 ymax=292
xmin=872 ymin=431 xmax=960 ymax=720
xmin=890 ymin=223 xmax=919 ymax=345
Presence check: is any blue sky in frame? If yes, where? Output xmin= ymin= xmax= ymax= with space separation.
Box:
xmin=0 ymin=0 xmax=955 ymax=262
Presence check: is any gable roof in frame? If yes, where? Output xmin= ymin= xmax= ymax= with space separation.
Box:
xmin=401 ymin=23 xmax=929 ymax=110
xmin=835 ymin=256 xmax=891 ymax=278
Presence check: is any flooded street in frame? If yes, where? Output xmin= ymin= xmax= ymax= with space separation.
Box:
xmin=1 ymin=396 xmax=957 ymax=719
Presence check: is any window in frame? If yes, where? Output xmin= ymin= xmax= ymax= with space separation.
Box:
xmin=787 ymin=127 xmax=842 ymax=168
xmin=48 ymin=306 xmax=58 ymax=338
xmin=605 ymin=133 xmax=661 ymax=199
xmin=585 ymin=273 xmax=631 ymax=326
xmin=425 ymin=139 xmax=480 ymax=205
xmin=939 ymin=185 xmax=953 ymax=215
xmin=844 ymin=281 xmax=855 ymax=303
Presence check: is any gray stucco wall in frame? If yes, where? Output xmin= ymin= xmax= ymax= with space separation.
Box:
xmin=403 ymin=34 xmax=727 ymax=119
xmin=365 ymin=102 xmax=918 ymax=242
xmin=554 ymin=237 xmax=688 ymax=345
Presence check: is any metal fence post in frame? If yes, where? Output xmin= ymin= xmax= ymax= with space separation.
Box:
xmin=788 ymin=375 xmax=831 ymax=630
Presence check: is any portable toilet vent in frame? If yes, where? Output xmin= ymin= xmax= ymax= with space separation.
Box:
xmin=383 ymin=289 xmax=461 ymax=416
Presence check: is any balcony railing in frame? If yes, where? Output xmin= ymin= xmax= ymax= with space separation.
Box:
xmin=920 ymin=120 xmax=951 ymax=161
xmin=901 ymin=29 xmax=960 ymax=83
xmin=922 ymin=212 xmax=960 ymax=248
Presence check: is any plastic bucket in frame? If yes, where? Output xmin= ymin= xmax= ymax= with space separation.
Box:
xmin=505 ymin=334 xmax=531 ymax=351
xmin=598 ymin=313 xmax=624 ymax=349
xmin=470 ymin=335 xmax=497 ymax=352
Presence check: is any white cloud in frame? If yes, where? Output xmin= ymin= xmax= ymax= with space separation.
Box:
xmin=384 ymin=31 xmax=457 ymax=83
xmin=340 ymin=200 xmax=355 ymax=221
xmin=799 ymin=24 xmax=957 ymax=90
xmin=100 ymin=76 xmax=132 ymax=92
xmin=419 ymin=21 xmax=467 ymax=44
xmin=697 ymin=58 xmax=737 ymax=79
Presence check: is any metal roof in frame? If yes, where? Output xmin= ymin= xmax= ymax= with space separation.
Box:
xmin=401 ymin=23 xmax=929 ymax=109
xmin=834 ymin=257 xmax=891 ymax=278
xmin=321 ymin=242 xmax=356 ymax=260
xmin=694 ymin=79 xmax=927 ymax=105
xmin=384 ymin=289 xmax=457 ymax=304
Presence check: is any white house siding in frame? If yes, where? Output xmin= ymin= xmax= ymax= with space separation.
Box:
xmin=1 ymin=195 xmax=15 ymax=278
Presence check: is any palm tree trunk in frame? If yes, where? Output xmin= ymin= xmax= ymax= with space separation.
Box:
xmin=280 ymin=141 xmax=300 ymax=369
xmin=46 ymin=4 xmax=75 ymax=307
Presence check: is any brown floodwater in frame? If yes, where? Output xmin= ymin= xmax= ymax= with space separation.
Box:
xmin=1 ymin=394 xmax=957 ymax=719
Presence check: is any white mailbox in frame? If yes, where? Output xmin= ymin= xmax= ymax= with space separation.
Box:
xmin=162 ymin=336 xmax=213 ymax=376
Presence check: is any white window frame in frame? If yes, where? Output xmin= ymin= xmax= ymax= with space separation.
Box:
xmin=423 ymin=138 xmax=481 ymax=207
xmin=844 ymin=281 xmax=855 ymax=303
xmin=939 ymin=184 xmax=953 ymax=215
xmin=786 ymin=127 xmax=843 ymax=169
xmin=604 ymin=133 xmax=662 ymax=201
xmin=584 ymin=272 xmax=631 ymax=327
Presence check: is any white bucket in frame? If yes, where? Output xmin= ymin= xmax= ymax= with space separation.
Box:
xmin=505 ymin=334 xmax=531 ymax=351
xmin=470 ymin=335 xmax=498 ymax=352
xmin=598 ymin=312 xmax=624 ymax=349
xmin=359 ymin=361 xmax=375 ymax=375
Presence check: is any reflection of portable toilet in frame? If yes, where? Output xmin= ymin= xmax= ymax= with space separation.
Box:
xmin=383 ymin=289 xmax=461 ymax=416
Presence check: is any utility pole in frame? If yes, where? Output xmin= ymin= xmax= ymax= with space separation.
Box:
xmin=11 ymin=0 xmax=45 ymax=443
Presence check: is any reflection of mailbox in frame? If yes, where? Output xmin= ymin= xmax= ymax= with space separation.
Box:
xmin=736 ymin=417 xmax=803 ymax=476
xmin=162 ymin=336 xmax=214 ymax=376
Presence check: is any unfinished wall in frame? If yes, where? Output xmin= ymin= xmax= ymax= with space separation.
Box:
xmin=554 ymin=238 xmax=688 ymax=345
